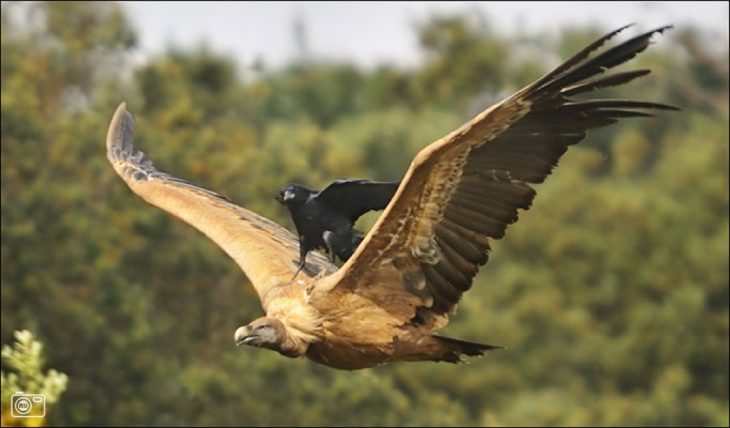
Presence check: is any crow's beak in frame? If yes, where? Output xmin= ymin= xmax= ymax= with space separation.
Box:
xmin=275 ymin=192 xmax=284 ymax=203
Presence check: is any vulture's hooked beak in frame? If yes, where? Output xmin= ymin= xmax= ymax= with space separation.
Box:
xmin=234 ymin=326 xmax=257 ymax=346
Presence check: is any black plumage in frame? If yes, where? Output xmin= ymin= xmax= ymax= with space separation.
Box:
xmin=276 ymin=179 xmax=399 ymax=272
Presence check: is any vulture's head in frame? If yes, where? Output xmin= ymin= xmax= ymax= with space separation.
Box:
xmin=275 ymin=183 xmax=311 ymax=206
xmin=234 ymin=317 xmax=297 ymax=357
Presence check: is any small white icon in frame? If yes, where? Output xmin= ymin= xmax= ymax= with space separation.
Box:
xmin=10 ymin=392 xmax=46 ymax=418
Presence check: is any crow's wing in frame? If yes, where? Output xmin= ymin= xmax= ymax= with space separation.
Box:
xmin=106 ymin=104 xmax=337 ymax=306
xmin=315 ymin=179 xmax=400 ymax=223
xmin=314 ymin=25 xmax=677 ymax=331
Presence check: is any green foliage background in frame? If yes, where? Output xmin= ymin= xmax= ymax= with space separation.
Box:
xmin=1 ymin=2 xmax=728 ymax=426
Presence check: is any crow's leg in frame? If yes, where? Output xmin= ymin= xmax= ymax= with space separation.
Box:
xmin=337 ymin=230 xmax=364 ymax=262
xmin=322 ymin=230 xmax=336 ymax=263
xmin=292 ymin=238 xmax=308 ymax=281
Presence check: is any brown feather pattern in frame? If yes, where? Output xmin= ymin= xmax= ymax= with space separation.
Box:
xmin=330 ymin=25 xmax=677 ymax=328
xmin=106 ymin=103 xmax=337 ymax=306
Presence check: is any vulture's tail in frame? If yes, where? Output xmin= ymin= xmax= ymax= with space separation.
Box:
xmin=432 ymin=335 xmax=503 ymax=363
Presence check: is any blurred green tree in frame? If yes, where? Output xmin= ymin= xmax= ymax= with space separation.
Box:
xmin=1 ymin=330 xmax=68 ymax=426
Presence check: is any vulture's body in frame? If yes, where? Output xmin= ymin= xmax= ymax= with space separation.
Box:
xmin=106 ymin=25 xmax=676 ymax=370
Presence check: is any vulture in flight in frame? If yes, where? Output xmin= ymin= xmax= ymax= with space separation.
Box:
xmin=106 ymin=25 xmax=676 ymax=370
xmin=275 ymin=180 xmax=400 ymax=270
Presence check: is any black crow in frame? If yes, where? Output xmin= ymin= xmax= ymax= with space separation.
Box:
xmin=275 ymin=179 xmax=399 ymax=272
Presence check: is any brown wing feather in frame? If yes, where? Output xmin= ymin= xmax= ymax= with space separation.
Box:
xmin=106 ymin=103 xmax=336 ymax=307
xmin=318 ymin=25 xmax=677 ymax=330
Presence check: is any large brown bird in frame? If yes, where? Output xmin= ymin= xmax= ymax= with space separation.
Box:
xmin=106 ymin=25 xmax=676 ymax=370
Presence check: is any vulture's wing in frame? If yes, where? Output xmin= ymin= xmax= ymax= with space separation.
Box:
xmin=320 ymin=25 xmax=677 ymax=329
xmin=106 ymin=103 xmax=337 ymax=304
xmin=315 ymin=179 xmax=400 ymax=223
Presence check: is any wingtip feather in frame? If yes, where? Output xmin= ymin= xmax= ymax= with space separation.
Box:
xmin=106 ymin=102 xmax=136 ymax=164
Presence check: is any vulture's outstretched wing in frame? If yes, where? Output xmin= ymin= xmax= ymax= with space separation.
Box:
xmin=321 ymin=25 xmax=677 ymax=329
xmin=106 ymin=103 xmax=337 ymax=304
xmin=316 ymin=179 xmax=400 ymax=223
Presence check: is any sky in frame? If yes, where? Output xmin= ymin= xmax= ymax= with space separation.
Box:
xmin=122 ymin=1 xmax=728 ymax=70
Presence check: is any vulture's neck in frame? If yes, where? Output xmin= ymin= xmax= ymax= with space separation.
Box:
xmin=264 ymin=287 xmax=323 ymax=356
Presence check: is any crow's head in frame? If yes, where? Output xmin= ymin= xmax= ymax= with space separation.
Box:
xmin=275 ymin=183 xmax=311 ymax=206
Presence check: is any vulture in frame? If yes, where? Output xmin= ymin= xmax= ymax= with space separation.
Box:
xmin=106 ymin=25 xmax=676 ymax=370
xmin=275 ymin=180 xmax=400 ymax=270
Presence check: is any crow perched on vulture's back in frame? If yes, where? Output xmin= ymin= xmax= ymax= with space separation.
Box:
xmin=107 ymin=25 xmax=677 ymax=370
xmin=275 ymin=180 xmax=399 ymax=272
